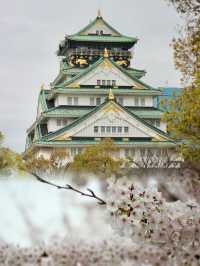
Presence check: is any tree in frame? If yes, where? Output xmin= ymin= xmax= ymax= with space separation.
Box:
xmin=0 ymin=131 xmax=25 ymax=175
xmin=163 ymin=0 xmax=200 ymax=164
xmin=70 ymin=138 xmax=123 ymax=179
xmin=24 ymin=148 xmax=70 ymax=177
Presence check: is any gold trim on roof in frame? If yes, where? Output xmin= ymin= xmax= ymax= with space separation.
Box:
xmin=104 ymin=48 xmax=109 ymax=58
xmin=108 ymin=88 xmax=115 ymax=100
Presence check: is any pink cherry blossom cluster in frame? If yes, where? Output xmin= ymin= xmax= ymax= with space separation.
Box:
xmin=1 ymin=235 xmax=200 ymax=266
xmin=106 ymin=177 xmax=200 ymax=263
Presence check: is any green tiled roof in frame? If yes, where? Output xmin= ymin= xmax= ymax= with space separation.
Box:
xmin=126 ymin=68 xmax=146 ymax=79
xmin=67 ymin=35 xmax=137 ymax=43
xmin=43 ymin=106 xmax=163 ymax=119
xmin=56 ymin=56 xmax=156 ymax=91
xmin=50 ymin=87 xmax=162 ymax=96
xmin=35 ymin=139 xmax=176 ymax=148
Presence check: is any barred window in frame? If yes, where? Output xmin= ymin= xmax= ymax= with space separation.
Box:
xmin=124 ymin=127 xmax=129 ymax=133
xmin=101 ymin=126 xmax=105 ymax=133
xmin=90 ymin=97 xmax=95 ymax=106
xmin=94 ymin=126 xmax=99 ymax=133
xmin=67 ymin=97 xmax=73 ymax=105
xmin=74 ymin=97 xmax=78 ymax=105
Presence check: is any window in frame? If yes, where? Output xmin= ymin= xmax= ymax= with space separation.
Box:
xmin=112 ymin=80 xmax=116 ymax=86
xmin=141 ymin=97 xmax=145 ymax=106
xmin=118 ymin=126 xmax=122 ymax=133
xmin=117 ymin=97 xmax=124 ymax=105
xmin=63 ymin=118 xmax=68 ymax=125
xmin=97 ymin=80 xmax=101 ymax=86
xmin=102 ymin=80 xmax=106 ymax=86
xmin=124 ymin=127 xmax=129 ymax=133
xmin=90 ymin=97 xmax=95 ymax=106
xmin=112 ymin=126 xmax=116 ymax=133
xmin=134 ymin=96 xmax=139 ymax=106
xmin=106 ymin=126 xmax=111 ymax=133
xmin=155 ymin=119 xmax=160 ymax=127
xmin=67 ymin=97 xmax=72 ymax=105
xmin=100 ymin=30 xmax=103 ymax=35
xmin=57 ymin=119 xmax=62 ymax=126
xmin=74 ymin=97 xmax=78 ymax=105
xmin=101 ymin=126 xmax=105 ymax=133
xmin=94 ymin=126 xmax=99 ymax=133
xmin=96 ymin=97 xmax=101 ymax=105
xmin=107 ymin=80 xmax=111 ymax=86
xmin=96 ymin=30 xmax=99 ymax=35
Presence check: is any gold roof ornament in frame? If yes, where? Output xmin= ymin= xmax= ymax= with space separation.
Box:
xmin=108 ymin=88 xmax=115 ymax=100
xmin=97 ymin=9 xmax=102 ymax=18
xmin=104 ymin=48 xmax=109 ymax=58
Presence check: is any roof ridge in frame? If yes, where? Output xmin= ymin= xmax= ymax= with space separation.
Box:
xmin=58 ymin=56 xmax=156 ymax=90
xmin=74 ymin=16 xmax=122 ymax=37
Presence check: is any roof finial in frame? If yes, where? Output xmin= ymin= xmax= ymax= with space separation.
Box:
xmin=97 ymin=9 xmax=102 ymax=18
xmin=104 ymin=48 xmax=109 ymax=58
xmin=40 ymin=83 xmax=45 ymax=90
xmin=108 ymin=88 xmax=115 ymax=101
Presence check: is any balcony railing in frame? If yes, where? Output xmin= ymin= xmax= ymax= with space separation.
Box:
xmin=67 ymin=48 xmax=132 ymax=58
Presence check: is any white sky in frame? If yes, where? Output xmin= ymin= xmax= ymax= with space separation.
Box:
xmin=0 ymin=0 xmax=182 ymax=152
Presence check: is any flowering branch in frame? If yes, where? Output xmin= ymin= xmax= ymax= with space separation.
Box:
xmin=31 ymin=172 xmax=107 ymax=205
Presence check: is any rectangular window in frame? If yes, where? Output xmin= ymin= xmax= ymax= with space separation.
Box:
xmin=57 ymin=119 xmax=62 ymax=126
xmin=134 ymin=96 xmax=139 ymax=106
xmin=106 ymin=126 xmax=111 ymax=133
xmin=118 ymin=97 xmax=124 ymax=105
xmin=112 ymin=126 xmax=116 ymax=133
xmin=118 ymin=126 xmax=122 ymax=133
xmin=102 ymin=80 xmax=106 ymax=86
xmin=74 ymin=97 xmax=78 ymax=105
xmin=63 ymin=118 xmax=68 ymax=125
xmin=155 ymin=119 xmax=160 ymax=127
xmin=96 ymin=97 xmax=101 ymax=105
xmin=112 ymin=80 xmax=116 ymax=86
xmin=101 ymin=126 xmax=105 ymax=133
xmin=141 ymin=97 xmax=145 ymax=106
xmin=67 ymin=97 xmax=73 ymax=105
xmin=124 ymin=127 xmax=129 ymax=133
xmin=94 ymin=126 xmax=99 ymax=133
xmin=107 ymin=80 xmax=111 ymax=86
xmin=97 ymin=80 xmax=101 ymax=85
xmin=90 ymin=97 xmax=95 ymax=106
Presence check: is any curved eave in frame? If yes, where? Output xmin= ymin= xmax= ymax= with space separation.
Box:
xmin=49 ymin=88 xmax=163 ymax=97
xmin=34 ymin=140 xmax=178 ymax=148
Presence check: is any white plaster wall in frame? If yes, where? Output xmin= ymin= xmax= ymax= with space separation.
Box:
xmin=85 ymin=24 xmax=115 ymax=35
xmin=55 ymin=94 xmax=153 ymax=107
xmin=47 ymin=118 xmax=74 ymax=133
xmin=79 ymin=68 xmax=135 ymax=87
xmin=74 ymin=114 xmax=150 ymax=138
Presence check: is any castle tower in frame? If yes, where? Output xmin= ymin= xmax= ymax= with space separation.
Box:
xmin=25 ymin=12 xmax=178 ymax=166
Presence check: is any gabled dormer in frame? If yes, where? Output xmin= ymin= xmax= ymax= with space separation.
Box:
xmin=57 ymin=11 xmax=137 ymax=69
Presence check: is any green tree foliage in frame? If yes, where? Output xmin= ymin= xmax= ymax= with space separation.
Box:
xmin=70 ymin=138 xmax=123 ymax=178
xmin=24 ymin=148 xmax=70 ymax=176
xmin=0 ymin=131 xmax=25 ymax=175
xmin=163 ymin=0 xmax=200 ymax=163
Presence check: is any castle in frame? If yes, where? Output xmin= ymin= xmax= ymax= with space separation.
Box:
xmin=25 ymin=11 xmax=179 ymax=167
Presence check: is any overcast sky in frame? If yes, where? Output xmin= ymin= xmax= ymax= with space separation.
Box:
xmin=0 ymin=0 xmax=182 ymax=152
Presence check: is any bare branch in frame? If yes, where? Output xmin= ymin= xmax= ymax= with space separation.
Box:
xmin=30 ymin=172 xmax=107 ymax=206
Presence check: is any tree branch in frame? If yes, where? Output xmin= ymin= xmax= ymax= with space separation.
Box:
xmin=30 ymin=172 xmax=107 ymax=206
